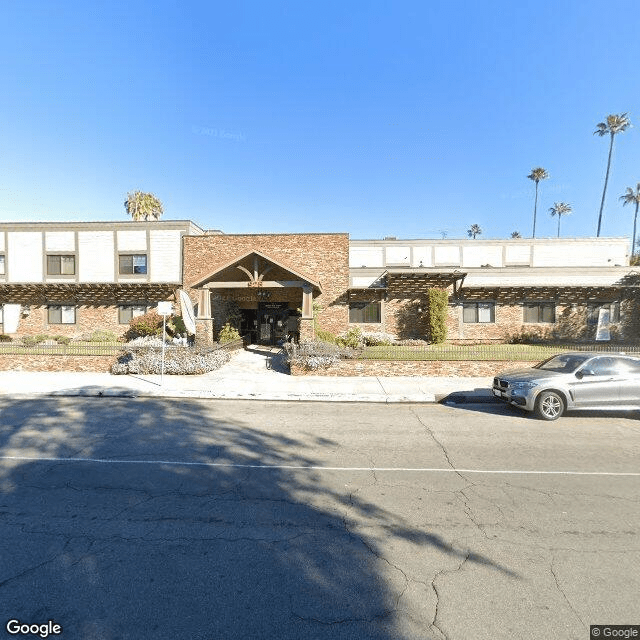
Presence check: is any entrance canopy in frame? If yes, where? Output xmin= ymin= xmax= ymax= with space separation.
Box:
xmin=191 ymin=249 xmax=323 ymax=294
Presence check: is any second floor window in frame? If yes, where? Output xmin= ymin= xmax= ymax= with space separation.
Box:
xmin=47 ymin=255 xmax=75 ymax=275
xmin=119 ymin=254 xmax=147 ymax=275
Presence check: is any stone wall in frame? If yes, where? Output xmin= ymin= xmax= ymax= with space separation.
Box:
xmin=0 ymin=354 xmax=119 ymax=372
xmin=0 ymin=304 xmax=162 ymax=340
xmin=290 ymin=359 xmax=539 ymax=377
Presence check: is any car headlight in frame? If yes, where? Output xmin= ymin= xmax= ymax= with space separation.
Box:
xmin=509 ymin=381 xmax=538 ymax=392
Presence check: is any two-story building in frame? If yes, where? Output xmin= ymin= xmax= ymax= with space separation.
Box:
xmin=0 ymin=220 xmax=202 ymax=336
xmin=0 ymin=219 xmax=637 ymax=344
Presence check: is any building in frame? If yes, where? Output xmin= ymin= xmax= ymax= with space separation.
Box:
xmin=0 ymin=220 xmax=202 ymax=337
xmin=0 ymin=219 xmax=637 ymax=344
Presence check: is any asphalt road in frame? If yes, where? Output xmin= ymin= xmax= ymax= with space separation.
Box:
xmin=0 ymin=398 xmax=638 ymax=640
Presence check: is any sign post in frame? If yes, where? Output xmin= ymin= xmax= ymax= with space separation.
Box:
xmin=157 ymin=302 xmax=172 ymax=384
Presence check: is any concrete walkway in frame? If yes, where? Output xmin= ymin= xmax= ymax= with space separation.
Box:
xmin=0 ymin=346 xmax=496 ymax=404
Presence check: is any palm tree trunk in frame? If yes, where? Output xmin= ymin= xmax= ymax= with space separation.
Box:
xmin=597 ymin=133 xmax=615 ymax=237
xmin=532 ymin=182 xmax=539 ymax=238
xmin=557 ymin=215 xmax=561 ymax=237
xmin=633 ymin=202 xmax=639 ymax=258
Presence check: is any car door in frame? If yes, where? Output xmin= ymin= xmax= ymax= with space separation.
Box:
xmin=616 ymin=358 xmax=640 ymax=405
xmin=571 ymin=357 xmax=622 ymax=407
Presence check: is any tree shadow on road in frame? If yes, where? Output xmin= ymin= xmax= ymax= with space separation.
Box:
xmin=0 ymin=396 xmax=518 ymax=639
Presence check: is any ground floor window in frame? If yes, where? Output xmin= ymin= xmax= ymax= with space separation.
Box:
xmin=523 ymin=302 xmax=555 ymax=323
xmin=48 ymin=305 xmax=76 ymax=324
xmin=118 ymin=304 xmax=147 ymax=324
xmin=587 ymin=302 xmax=620 ymax=324
xmin=463 ymin=301 xmax=495 ymax=323
xmin=349 ymin=301 xmax=381 ymax=323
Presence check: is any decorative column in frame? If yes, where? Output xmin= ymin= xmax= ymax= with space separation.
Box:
xmin=195 ymin=288 xmax=214 ymax=347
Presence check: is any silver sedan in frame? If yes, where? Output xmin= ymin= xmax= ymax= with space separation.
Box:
xmin=492 ymin=352 xmax=640 ymax=420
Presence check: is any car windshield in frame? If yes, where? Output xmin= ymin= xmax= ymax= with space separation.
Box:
xmin=534 ymin=354 xmax=592 ymax=373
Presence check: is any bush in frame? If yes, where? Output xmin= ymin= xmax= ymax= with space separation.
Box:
xmin=22 ymin=334 xmax=49 ymax=347
xmin=315 ymin=328 xmax=337 ymax=344
xmin=166 ymin=315 xmax=187 ymax=337
xmin=112 ymin=346 xmax=230 ymax=375
xmin=427 ymin=288 xmax=448 ymax=344
xmin=362 ymin=331 xmax=395 ymax=346
xmin=218 ymin=322 xmax=241 ymax=344
xmin=284 ymin=340 xmax=357 ymax=371
xmin=127 ymin=310 xmax=163 ymax=339
xmin=336 ymin=326 xmax=364 ymax=349
xmin=0 ymin=334 xmax=12 ymax=342
xmin=52 ymin=335 xmax=71 ymax=345
xmin=86 ymin=329 xmax=118 ymax=343
xmin=126 ymin=336 xmax=168 ymax=347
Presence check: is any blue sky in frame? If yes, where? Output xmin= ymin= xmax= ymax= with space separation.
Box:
xmin=1 ymin=1 xmax=639 ymax=241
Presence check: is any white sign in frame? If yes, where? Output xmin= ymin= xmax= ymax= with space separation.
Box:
xmin=157 ymin=302 xmax=172 ymax=316
xmin=595 ymin=308 xmax=611 ymax=341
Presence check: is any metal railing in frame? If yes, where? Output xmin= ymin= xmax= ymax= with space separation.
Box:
xmin=357 ymin=343 xmax=640 ymax=362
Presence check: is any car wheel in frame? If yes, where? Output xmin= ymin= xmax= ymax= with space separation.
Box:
xmin=534 ymin=391 xmax=564 ymax=421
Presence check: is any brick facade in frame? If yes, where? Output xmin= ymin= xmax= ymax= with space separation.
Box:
xmin=183 ymin=233 xmax=350 ymax=338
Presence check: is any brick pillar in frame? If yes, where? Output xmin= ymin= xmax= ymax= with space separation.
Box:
xmin=195 ymin=288 xmax=214 ymax=346
xmin=299 ymin=317 xmax=315 ymax=342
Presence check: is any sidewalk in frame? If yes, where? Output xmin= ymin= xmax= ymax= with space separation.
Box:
xmin=0 ymin=347 xmax=496 ymax=404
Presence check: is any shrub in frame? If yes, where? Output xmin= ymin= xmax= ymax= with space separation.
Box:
xmin=218 ymin=322 xmax=241 ymax=344
xmin=166 ymin=315 xmax=187 ymax=337
xmin=284 ymin=340 xmax=357 ymax=370
xmin=362 ymin=331 xmax=395 ymax=346
xmin=127 ymin=310 xmax=163 ymax=339
xmin=0 ymin=334 xmax=12 ymax=342
xmin=52 ymin=335 xmax=71 ymax=345
xmin=112 ymin=346 xmax=230 ymax=375
xmin=427 ymin=288 xmax=448 ymax=344
xmin=87 ymin=329 xmax=118 ymax=343
xmin=315 ymin=328 xmax=337 ymax=344
xmin=23 ymin=334 xmax=49 ymax=347
xmin=336 ymin=326 xmax=364 ymax=349
xmin=126 ymin=336 xmax=167 ymax=347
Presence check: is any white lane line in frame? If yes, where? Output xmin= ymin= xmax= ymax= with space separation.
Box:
xmin=0 ymin=455 xmax=639 ymax=476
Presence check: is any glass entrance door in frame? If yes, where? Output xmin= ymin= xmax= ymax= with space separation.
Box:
xmin=258 ymin=303 xmax=290 ymax=345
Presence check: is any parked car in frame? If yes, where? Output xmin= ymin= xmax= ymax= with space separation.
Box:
xmin=492 ymin=352 xmax=640 ymax=420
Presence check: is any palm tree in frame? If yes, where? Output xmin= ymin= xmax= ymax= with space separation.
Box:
xmin=511 ymin=231 xmax=522 ymax=238
xmin=527 ymin=167 xmax=549 ymax=238
xmin=594 ymin=113 xmax=631 ymax=237
xmin=620 ymin=183 xmax=640 ymax=258
xmin=467 ymin=224 xmax=482 ymax=239
xmin=124 ymin=191 xmax=164 ymax=221
xmin=549 ymin=202 xmax=572 ymax=237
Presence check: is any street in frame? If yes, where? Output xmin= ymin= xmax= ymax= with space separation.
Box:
xmin=0 ymin=397 xmax=639 ymax=639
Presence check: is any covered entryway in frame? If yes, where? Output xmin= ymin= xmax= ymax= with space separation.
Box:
xmin=190 ymin=250 xmax=322 ymax=346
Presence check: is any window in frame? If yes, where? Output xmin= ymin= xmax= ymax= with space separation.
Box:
xmin=47 ymin=255 xmax=75 ymax=275
xmin=48 ymin=305 xmax=76 ymax=324
xmin=119 ymin=305 xmax=147 ymax=324
xmin=0 ymin=255 xmax=5 ymax=275
xmin=587 ymin=302 xmax=620 ymax=324
xmin=119 ymin=254 xmax=147 ymax=275
xmin=349 ymin=301 xmax=381 ymax=323
xmin=463 ymin=302 xmax=495 ymax=323
xmin=523 ymin=302 xmax=555 ymax=323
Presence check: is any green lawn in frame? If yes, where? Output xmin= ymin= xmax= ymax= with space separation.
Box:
xmin=358 ymin=343 xmax=636 ymax=361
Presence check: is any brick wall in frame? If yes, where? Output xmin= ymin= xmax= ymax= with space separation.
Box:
xmin=183 ymin=233 xmax=350 ymax=335
xmin=0 ymin=354 xmax=118 ymax=372
xmin=291 ymin=359 xmax=539 ymax=377
xmin=1 ymin=305 xmax=132 ymax=339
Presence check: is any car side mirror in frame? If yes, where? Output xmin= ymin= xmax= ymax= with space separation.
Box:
xmin=575 ymin=371 xmax=584 ymax=379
